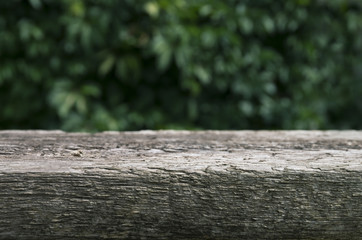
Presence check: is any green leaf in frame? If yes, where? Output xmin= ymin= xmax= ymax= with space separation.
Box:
xmin=152 ymin=34 xmax=172 ymax=70
xmin=29 ymin=0 xmax=42 ymax=9
xmin=144 ymin=1 xmax=159 ymax=18
xmin=81 ymin=84 xmax=100 ymax=97
xmin=194 ymin=65 xmax=210 ymax=84
xmin=99 ymin=55 xmax=115 ymax=75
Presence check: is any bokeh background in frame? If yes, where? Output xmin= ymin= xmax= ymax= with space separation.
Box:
xmin=1 ymin=0 xmax=362 ymax=131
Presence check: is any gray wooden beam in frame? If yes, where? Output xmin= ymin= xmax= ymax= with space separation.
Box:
xmin=0 ymin=130 xmax=361 ymax=239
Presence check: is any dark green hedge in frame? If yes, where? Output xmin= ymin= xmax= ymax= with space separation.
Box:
xmin=1 ymin=0 xmax=362 ymax=131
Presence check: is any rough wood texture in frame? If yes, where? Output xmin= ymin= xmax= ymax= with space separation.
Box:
xmin=0 ymin=130 xmax=361 ymax=239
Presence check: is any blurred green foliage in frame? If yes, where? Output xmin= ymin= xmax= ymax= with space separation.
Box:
xmin=1 ymin=0 xmax=362 ymax=131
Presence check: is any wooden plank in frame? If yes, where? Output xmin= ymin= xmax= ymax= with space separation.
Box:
xmin=0 ymin=130 xmax=361 ymax=239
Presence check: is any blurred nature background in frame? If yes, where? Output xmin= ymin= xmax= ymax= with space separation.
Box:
xmin=1 ymin=0 xmax=362 ymax=131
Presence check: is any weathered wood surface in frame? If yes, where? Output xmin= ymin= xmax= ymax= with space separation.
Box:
xmin=0 ymin=130 xmax=361 ymax=239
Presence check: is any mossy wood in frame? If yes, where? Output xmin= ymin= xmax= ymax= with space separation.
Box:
xmin=0 ymin=131 xmax=361 ymax=239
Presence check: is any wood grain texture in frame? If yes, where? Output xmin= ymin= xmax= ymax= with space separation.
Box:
xmin=0 ymin=130 xmax=361 ymax=239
